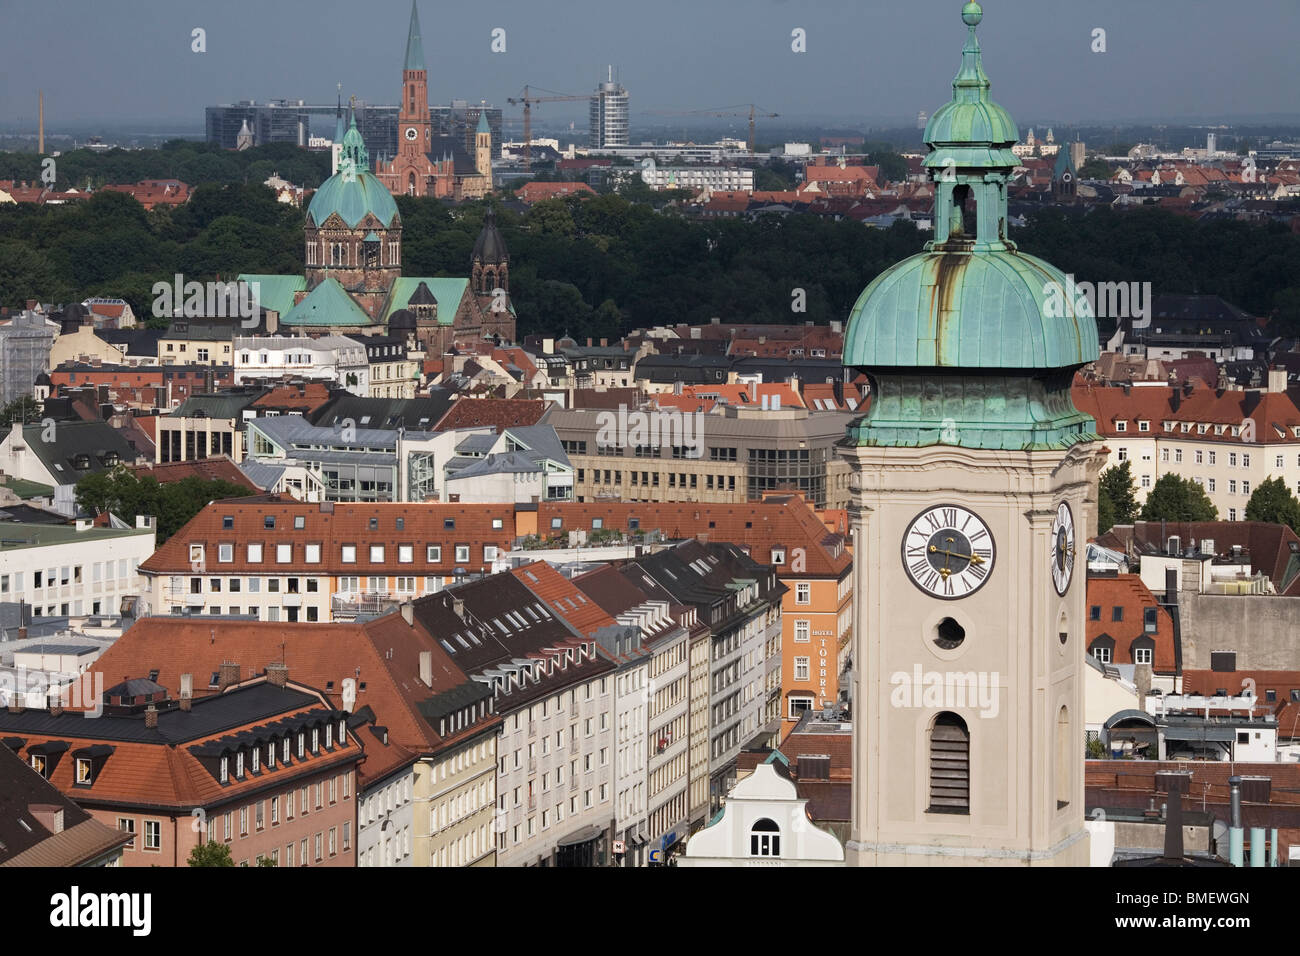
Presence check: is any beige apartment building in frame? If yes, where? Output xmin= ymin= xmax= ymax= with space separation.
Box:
xmin=1073 ymin=378 xmax=1300 ymax=522
xmin=542 ymin=403 xmax=856 ymax=510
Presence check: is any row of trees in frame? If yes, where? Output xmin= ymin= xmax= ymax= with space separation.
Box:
xmin=1097 ymin=460 xmax=1300 ymax=533
xmin=2 ymin=146 xmax=1299 ymax=339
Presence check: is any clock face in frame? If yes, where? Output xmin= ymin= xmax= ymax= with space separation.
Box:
xmin=1050 ymin=502 xmax=1076 ymax=596
xmin=902 ymin=505 xmax=995 ymax=600
xmin=405 ymin=127 xmax=419 ymax=141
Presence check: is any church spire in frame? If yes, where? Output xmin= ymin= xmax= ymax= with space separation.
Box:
xmin=404 ymin=0 xmax=426 ymax=72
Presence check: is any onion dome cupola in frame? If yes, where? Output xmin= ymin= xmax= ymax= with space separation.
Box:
xmin=307 ymin=109 xmax=400 ymax=230
xmin=842 ymin=1 xmax=1099 ymax=451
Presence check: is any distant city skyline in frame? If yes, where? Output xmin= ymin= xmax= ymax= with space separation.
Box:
xmin=2 ymin=0 xmax=1298 ymax=134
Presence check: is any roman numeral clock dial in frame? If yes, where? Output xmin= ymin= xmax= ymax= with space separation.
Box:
xmin=901 ymin=505 xmax=995 ymax=599
xmin=1051 ymin=502 xmax=1076 ymax=596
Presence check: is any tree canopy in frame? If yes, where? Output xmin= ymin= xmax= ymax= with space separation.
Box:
xmin=75 ymin=466 xmax=254 ymax=542
xmin=1244 ymin=475 xmax=1300 ymax=531
xmin=1097 ymin=461 xmax=1140 ymax=533
xmin=187 ymin=840 xmax=235 ymax=867
xmin=1140 ymin=473 xmax=1218 ymax=522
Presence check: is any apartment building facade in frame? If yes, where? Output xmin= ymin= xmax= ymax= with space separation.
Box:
xmin=0 ymin=517 xmax=156 ymax=619
xmin=405 ymin=575 xmax=617 ymax=867
xmin=543 ymin=403 xmax=855 ymax=510
xmin=84 ymin=616 xmax=503 ymax=868
xmin=139 ymin=499 xmax=518 ymax=621
xmin=625 ymin=541 xmax=784 ymax=816
xmin=1073 ymin=379 xmax=1300 ymax=522
xmin=0 ymin=674 xmax=361 ymax=867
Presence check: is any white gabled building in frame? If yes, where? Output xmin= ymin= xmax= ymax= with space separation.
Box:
xmin=678 ymin=760 xmax=843 ymax=866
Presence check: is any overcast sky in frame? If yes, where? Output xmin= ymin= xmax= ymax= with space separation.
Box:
xmin=2 ymin=0 xmax=1296 ymax=130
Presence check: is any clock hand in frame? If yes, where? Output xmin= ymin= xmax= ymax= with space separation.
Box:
xmin=929 ymin=545 xmax=985 ymax=565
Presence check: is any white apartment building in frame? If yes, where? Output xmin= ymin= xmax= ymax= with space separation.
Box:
xmin=234 ymin=335 xmax=369 ymax=391
xmin=637 ymin=165 xmax=755 ymax=193
xmin=1075 ymin=379 xmax=1300 ymax=522
xmin=0 ymin=517 xmax=156 ymax=619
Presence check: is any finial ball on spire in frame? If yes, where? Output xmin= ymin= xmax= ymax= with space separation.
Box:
xmin=962 ymin=1 xmax=982 ymax=26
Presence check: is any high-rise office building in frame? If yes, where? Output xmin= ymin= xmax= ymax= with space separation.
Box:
xmin=589 ymin=67 xmax=629 ymax=148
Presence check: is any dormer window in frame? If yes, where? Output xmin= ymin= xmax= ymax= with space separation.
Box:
xmin=283 ymin=738 xmax=291 ymax=763
xmin=235 ymin=751 xmax=244 ymax=778
xmin=1114 ymin=421 xmax=1127 ymax=433
xmin=297 ymin=732 xmax=305 ymax=758
xmin=1197 ymin=424 xmax=1208 ymax=434
xmin=220 ymin=756 xmax=229 ymax=783
xmin=311 ymin=728 xmax=319 ymax=753
xmin=1137 ymin=421 xmax=1150 ymax=432
xmin=75 ymin=758 xmax=92 ymax=784
xmin=266 ymin=741 xmax=276 ymax=768
xmin=771 ymin=548 xmax=786 ymax=565
xmin=339 ymin=719 xmax=347 ymax=744
xmin=325 ymin=724 xmax=333 ymax=749
xmin=251 ymin=747 xmax=260 ymax=773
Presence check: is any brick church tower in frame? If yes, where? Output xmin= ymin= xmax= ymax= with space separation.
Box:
xmin=375 ymin=0 xmax=454 ymax=198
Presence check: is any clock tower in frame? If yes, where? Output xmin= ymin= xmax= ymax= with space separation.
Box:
xmin=839 ymin=1 xmax=1105 ymax=867
xmin=376 ymin=1 xmax=454 ymax=198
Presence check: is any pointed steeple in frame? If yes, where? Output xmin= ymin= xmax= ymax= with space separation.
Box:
xmin=404 ymin=0 xmax=426 ymax=72
xmin=476 ymin=112 xmax=490 ymax=135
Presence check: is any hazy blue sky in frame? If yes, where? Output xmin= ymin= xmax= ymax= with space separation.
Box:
xmin=2 ymin=0 xmax=1296 ymax=130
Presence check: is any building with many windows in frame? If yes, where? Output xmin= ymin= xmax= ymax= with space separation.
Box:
xmin=1072 ymin=376 xmax=1300 ymax=524
xmin=0 ymin=516 xmax=155 ymax=619
xmin=82 ymin=615 xmax=502 ymax=867
xmin=0 ymin=671 xmax=361 ymax=867
xmin=542 ymin=403 xmax=856 ymax=510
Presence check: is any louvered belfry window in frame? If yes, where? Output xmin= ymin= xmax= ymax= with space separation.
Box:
xmin=929 ymin=713 xmax=970 ymax=814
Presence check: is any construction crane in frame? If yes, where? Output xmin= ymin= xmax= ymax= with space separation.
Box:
xmin=645 ymin=104 xmax=778 ymax=153
xmin=506 ymin=85 xmax=587 ymax=170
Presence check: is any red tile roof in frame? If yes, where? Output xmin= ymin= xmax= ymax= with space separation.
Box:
xmin=511 ymin=561 xmax=617 ymax=638
xmin=140 ymin=499 xmax=518 ymax=576
xmin=1085 ymin=575 xmax=1177 ymax=673
xmin=129 ymin=456 xmax=261 ymax=491
xmin=435 ymin=397 xmax=546 ymax=432
xmin=1072 ymin=382 xmax=1300 ymax=444
xmin=542 ymin=497 xmax=851 ymax=579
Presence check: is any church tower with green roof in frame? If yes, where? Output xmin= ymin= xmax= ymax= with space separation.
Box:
xmin=839 ymin=2 xmax=1102 ymax=867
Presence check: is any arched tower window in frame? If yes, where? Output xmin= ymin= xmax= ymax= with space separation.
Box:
xmin=407 ymin=172 xmax=416 ymax=196
xmin=1056 ymin=705 xmax=1070 ymax=809
xmin=928 ymin=712 xmax=970 ymax=814
xmin=749 ymin=818 xmax=780 ymax=857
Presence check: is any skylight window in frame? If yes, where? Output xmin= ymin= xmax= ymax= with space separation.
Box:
xmin=456 ymin=634 xmax=470 ymax=648
xmin=440 ymin=640 xmax=456 ymax=654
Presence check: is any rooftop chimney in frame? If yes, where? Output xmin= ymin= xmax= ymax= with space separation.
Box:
xmin=419 ymin=650 xmax=433 ymax=688
xmin=1268 ymin=367 xmax=1288 ymax=393
xmin=179 ymin=673 xmax=192 ymax=711
xmin=218 ymin=660 xmax=240 ymax=691
xmin=401 ymin=602 xmax=413 ymax=627
xmin=1161 ymin=788 xmax=1185 ymax=862
xmin=266 ymin=662 xmax=288 ymax=687
xmin=452 ymin=598 xmax=465 ymax=619
xmin=145 ymin=704 xmax=158 ymax=729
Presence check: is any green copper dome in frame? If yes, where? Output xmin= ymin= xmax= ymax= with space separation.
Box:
xmin=307 ymin=112 xmax=399 ymax=230
xmin=842 ymin=1 xmax=1097 ymax=452
xmin=845 ymin=249 xmax=1098 ymax=370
